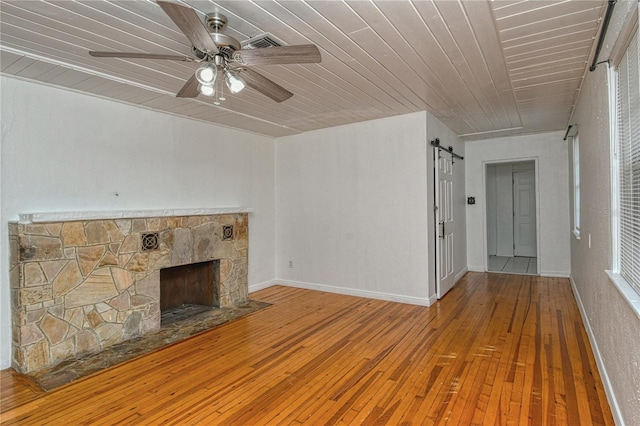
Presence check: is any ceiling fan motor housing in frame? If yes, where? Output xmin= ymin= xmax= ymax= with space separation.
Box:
xmin=205 ymin=12 xmax=227 ymax=33
xmin=201 ymin=13 xmax=240 ymax=59
xmin=211 ymin=33 xmax=241 ymax=58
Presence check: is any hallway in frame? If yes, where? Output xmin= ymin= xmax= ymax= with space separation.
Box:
xmin=489 ymin=255 xmax=537 ymax=275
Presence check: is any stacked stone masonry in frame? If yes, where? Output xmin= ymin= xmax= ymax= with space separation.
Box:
xmin=9 ymin=213 xmax=249 ymax=374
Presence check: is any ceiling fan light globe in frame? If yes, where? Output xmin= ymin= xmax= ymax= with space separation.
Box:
xmin=198 ymin=83 xmax=215 ymax=96
xmin=195 ymin=63 xmax=217 ymax=85
xmin=224 ymin=69 xmax=246 ymax=94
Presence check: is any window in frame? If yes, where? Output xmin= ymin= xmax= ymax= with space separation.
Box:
xmin=572 ymin=133 xmax=580 ymax=238
xmin=615 ymin=28 xmax=640 ymax=295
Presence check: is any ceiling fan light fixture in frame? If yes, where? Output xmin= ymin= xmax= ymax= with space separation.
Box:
xmin=198 ymin=83 xmax=215 ymax=96
xmin=195 ymin=63 xmax=217 ymax=85
xmin=224 ymin=68 xmax=246 ymax=94
xmin=89 ymin=7 xmax=319 ymax=103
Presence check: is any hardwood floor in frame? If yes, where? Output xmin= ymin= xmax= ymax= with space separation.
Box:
xmin=0 ymin=272 xmax=613 ymax=425
xmin=0 ymin=370 xmax=43 ymax=414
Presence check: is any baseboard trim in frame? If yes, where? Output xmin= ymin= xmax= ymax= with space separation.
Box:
xmin=248 ymin=279 xmax=279 ymax=294
xmin=467 ymin=266 xmax=485 ymax=273
xmin=455 ymin=267 xmax=469 ymax=282
xmin=569 ymin=275 xmax=624 ymax=426
xmin=428 ymin=294 xmax=438 ymax=305
xmin=275 ymin=279 xmax=432 ymax=307
xmin=540 ymin=271 xmax=571 ymax=278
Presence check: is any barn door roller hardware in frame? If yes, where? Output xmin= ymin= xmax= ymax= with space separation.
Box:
xmin=430 ymin=138 xmax=464 ymax=161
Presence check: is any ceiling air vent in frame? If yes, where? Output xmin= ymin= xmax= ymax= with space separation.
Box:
xmin=241 ymin=33 xmax=284 ymax=50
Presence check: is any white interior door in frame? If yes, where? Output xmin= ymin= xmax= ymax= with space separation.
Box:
xmin=435 ymin=149 xmax=455 ymax=299
xmin=513 ymin=169 xmax=537 ymax=257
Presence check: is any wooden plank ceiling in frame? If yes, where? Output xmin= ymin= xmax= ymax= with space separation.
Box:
xmin=0 ymin=0 xmax=605 ymax=139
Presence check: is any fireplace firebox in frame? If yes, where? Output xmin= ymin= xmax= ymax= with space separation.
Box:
xmin=160 ymin=260 xmax=220 ymax=325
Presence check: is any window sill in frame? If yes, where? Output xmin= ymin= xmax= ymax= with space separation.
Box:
xmin=606 ymin=270 xmax=640 ymax=320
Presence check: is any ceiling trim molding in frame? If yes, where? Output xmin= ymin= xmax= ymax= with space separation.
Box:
xmin=458 ymin=126 xmax=524 ymax=138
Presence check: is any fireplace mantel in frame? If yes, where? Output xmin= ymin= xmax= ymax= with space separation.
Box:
xmin=19 ymin=207 xmax=252 ymax=224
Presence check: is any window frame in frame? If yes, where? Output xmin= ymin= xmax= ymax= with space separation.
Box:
xmin=608 ymin=18 xmax=640 ymax=313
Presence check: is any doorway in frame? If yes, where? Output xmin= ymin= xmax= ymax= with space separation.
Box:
xmin=485 ymin=160 xmax=538 ymax=275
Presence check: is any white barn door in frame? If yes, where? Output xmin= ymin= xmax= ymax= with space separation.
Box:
xmin=435 ymin=149 xmax=455 ymax=299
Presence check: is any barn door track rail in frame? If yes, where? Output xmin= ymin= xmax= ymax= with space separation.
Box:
xmin=430 ymin=138 xmax=464 ymax=161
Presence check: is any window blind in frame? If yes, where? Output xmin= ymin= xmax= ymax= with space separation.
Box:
xmin=573 ymin=134 xmax=580 ymax=237
xmin=617 ymin=29 xmax=640 ymax=295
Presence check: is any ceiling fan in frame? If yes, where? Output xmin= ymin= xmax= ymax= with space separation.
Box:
xmin=89 ymin=0 xmax=321 ymax=103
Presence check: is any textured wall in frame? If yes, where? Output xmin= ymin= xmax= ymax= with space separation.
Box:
xmin=568 ymin=14 xmax=640 ymax=423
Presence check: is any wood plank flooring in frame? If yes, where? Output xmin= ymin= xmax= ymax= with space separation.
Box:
xmin=0 ymin=272 xmax=614 ymax=425
xmin=0 ymin=370 xmax=43 ymax=414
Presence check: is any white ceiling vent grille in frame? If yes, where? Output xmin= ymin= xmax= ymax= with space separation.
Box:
xmin=241 ymin=33 xmax=284 ymax=50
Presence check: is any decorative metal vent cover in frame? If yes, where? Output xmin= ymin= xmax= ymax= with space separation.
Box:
xmin=222 ymin=225 xmax=234 ymax=241
xmin=241 ymin=33 xmax=284 ymax=50
xmin=141 ymin=232 xmax=159 ymax=251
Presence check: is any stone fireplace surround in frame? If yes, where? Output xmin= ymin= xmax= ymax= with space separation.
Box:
xmin=10 ymin=208 xmax=250 ymax=374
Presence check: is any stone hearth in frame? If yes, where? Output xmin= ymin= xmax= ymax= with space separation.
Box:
xmin=32 ymin=299 xmax=269 ymax=390
xmin=9 ymin=210 xmax=249 ymax=374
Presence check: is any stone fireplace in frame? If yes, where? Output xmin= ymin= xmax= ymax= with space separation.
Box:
xmin=9 ymin=209 xmax=250 ymax=374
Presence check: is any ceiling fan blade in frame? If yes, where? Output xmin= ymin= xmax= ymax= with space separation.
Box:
xmin=176 ymin=74 xmax=200 ymax=98
xmin=234 ymin=44 xmax=321 ymax=66
xmin=156 ymin=0 xmax=219 ymax=55
xmin=89 ymin=51 xmax=194 ymax=61
xmin=239 ymin=68 xmax=293 ymax=103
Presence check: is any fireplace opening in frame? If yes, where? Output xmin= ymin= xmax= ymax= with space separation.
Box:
xmin=160 ymin=260 xmax=220 ymax=326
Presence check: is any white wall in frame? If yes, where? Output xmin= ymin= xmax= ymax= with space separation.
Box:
xmin=275 ymin=112 xmax=466 ymax=305
xmin=568 ymin=2 xmax=640 ymax=424
xmin=0 ymin=77 xmax=276 ymax=369
xmin=465 ymin=132 xmax=570 ymax=276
